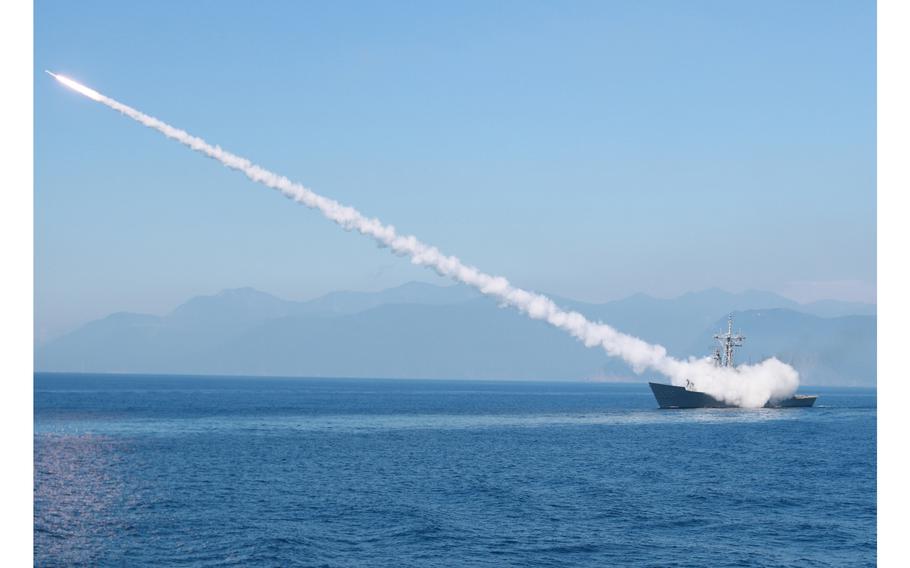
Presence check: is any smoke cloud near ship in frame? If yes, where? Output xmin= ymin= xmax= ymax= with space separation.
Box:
xmin=48 ymin=72 xmax=799 ymax=408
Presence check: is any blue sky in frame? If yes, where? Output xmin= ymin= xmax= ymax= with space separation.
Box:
xmin=34 ymin=0 xmax=875 ymax=340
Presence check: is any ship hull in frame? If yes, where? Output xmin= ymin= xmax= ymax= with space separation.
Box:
xmin=648 ymin=382 xmax=817 ymax=409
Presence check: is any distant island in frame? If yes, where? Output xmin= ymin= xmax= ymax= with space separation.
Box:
xmin=36 ymin=282 xmax=876 ymax=386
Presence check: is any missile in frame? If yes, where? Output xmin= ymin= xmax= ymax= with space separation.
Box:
xmin=45 ymin=70 xmax=104 ymax=101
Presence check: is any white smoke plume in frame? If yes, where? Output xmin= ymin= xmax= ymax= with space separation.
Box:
xmin=48 ymin=72 xmax=799 ymax=408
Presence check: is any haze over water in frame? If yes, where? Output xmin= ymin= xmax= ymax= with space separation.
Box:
xmin=34 ymin=373 xmax=875 ymax=567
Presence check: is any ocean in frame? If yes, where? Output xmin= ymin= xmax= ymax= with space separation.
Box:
xmin=34 ymin=373 xmax=876 ymax=567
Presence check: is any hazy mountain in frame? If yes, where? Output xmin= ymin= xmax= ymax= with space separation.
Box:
xmin=798 ymin=299 xmax=877 ymax=318
xmin=292 ymin=281 xmax=481 ymax=316
xmin=36 ymin=283 xmax=875 ymax=385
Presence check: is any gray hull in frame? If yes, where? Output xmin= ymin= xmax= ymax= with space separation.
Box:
xmin=649 ymin=382 xmax=817 ymax=409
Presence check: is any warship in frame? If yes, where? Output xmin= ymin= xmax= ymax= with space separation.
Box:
xmin=648 ymin=315 xmax=817 ymax=409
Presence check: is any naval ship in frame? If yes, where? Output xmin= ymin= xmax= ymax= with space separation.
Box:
xmin=648 ymin=315 xmax=817 ymax=409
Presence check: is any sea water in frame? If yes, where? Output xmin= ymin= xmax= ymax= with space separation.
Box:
xmin=34 ymin=373 xmax=875 ymax=567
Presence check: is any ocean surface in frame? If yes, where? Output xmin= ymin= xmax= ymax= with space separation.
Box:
xmin=34 ymin=373 xmax=876 ymax=567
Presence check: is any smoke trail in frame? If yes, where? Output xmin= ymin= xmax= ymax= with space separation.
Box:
xmin=48 ymin=73 xmax=799 ymax=407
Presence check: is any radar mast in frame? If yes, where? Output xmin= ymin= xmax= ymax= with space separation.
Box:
xmin=713 ymin=314 xmax=745 ymax=368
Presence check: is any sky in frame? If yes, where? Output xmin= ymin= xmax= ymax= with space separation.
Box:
xmin=34 ymin=0 xmax=876 ymax=342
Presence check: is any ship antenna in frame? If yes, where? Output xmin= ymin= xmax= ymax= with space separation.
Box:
xmin=713 ymin=313 xmax=745 ymax=368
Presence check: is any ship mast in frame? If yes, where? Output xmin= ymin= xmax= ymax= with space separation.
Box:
xmin=713 ymin=314 xmax=745 ymax=368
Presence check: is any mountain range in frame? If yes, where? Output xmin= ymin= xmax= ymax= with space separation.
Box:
xmin=36 ymin=282 xmax=876 ymax=386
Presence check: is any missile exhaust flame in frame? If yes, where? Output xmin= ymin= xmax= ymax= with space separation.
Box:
xmin=46 ymin=72 xmax=800 ymax=408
